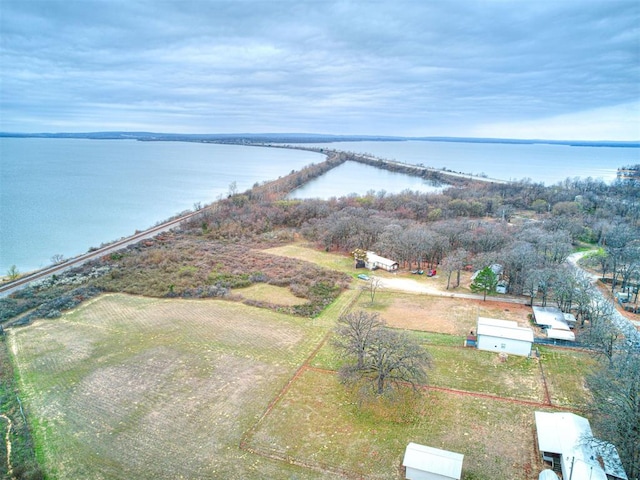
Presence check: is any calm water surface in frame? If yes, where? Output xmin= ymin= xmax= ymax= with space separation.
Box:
xmin=2 ymin=138 xmax=637 ymax=274
xmin=288 ymin=160 xmax=443 ymax=199
xmin=0 ymin=139 xmax=323 ymax=273
xmin=303 ymin=140 xmax=637 ymax=184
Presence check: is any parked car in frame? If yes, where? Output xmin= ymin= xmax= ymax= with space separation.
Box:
xmin=357 ymin=274 xmax=370 ymax=281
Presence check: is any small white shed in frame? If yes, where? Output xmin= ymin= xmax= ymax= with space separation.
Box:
xmin=546 ymin=328 xmax=575 ymax=342
xmin=403 ymin=443 xmax=464 ymax=480
xmin=476 ymin=317 xmax=534 ymax=357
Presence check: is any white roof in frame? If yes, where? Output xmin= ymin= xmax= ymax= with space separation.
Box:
xmin=402 ymin=442 xmax=463 ymax=479
xmin=532 ymin=306 xmax=570 ymax=330
xmin=477 ymin=317 xmax=534 ymax=343
xmin=365 ymin=251 xmax=397 ymax=267
xmin=538 ymin=470 xmax=558 ymax=480
xmin=535 ymin=412 xmax=627 ymax=480
xmin=546 ymin=329 xmax=575 ymax=341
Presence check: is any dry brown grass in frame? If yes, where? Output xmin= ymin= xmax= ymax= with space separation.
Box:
xmin=9 ymin=294 xmax=334 ymax=480
xmin=235 ymin=283 xmax=309 ymax=306
xmin=357 ymin=290 xmax=532 ymax=336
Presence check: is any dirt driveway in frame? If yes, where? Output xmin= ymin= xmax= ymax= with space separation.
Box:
xmin=378 ymin=276 xmax=528 ymax=305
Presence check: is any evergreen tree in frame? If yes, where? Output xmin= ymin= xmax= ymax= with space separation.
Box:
xmin=470 ymin=266 xmax=498 ymax=300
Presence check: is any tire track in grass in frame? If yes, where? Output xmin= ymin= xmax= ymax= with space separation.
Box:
xmin=0 ymin=414 xmax=14 ymax=480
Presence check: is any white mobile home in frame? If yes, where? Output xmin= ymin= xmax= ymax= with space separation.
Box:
xmin=402 ymin=442 xmax=464 ymax=480
xmin=365 ymin=251 xmax=399 ymax=271
xmin=476 ymin=317 xmax=534 ymax=357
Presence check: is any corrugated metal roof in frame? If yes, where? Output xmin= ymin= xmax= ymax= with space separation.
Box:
xmin=534 ymin=412 xmax=628 ymax=480
xmin=365 ymin=251 xmax=397 ymax=267
xmin=532 ymin=306 xmax=571 ymax=331
xmin=402 ymin=442 xmax=463 ymax=479
xmin=546 ymin=329 xmax=575 ymax=341
xmin=477 ymin=317 xmax=534 ymax=343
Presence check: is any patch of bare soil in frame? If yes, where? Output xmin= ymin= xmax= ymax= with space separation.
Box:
xmin=377 ymin=293 xmax=532 ymax=336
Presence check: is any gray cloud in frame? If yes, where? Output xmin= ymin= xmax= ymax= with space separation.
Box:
xmin=1 ymin=0 xmax=638 ymax=138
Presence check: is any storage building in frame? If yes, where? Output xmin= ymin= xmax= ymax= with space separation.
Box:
xmin=402 ymin=442 xmax=464 ymax=480
xmin=476 ymin=317 xmax=534 ymax=357
xmin=532 ymin=306 xmax=570 ymax=330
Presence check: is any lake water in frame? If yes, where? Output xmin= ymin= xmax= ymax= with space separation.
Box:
xmin=288 ymin=160 xmax=444 ymax=199
xmin=301 ymin=140 xmax=638 ymax=184
xmin=2 ymin=138 xmax=637 ymax=274
xmin=0 ymin=139 xmax=323 ymax=273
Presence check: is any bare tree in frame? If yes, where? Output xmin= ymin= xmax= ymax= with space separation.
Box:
xmin=333 ymin=311 xmax=384 ymax=370
xmin=7 ymin=265 xmax=19 ymax=280
xmin=587 ymin=350 xmax=640 ymax=479
xmin=581 ymin=297 xmax=621 ymax=365
xmin=441 ymin=249 xmax=467 ymax=289
xmin=50 ymin=254 xmax=65 ymax=265
xmin=368 ymin=276 xmax=382 ymax=305
xmin=363 ymin=329 xmax=431 ymax=394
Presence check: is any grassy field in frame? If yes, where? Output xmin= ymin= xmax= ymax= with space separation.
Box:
xmin=9 ymin=294 xmax=336 ymax=479
xmin=8 ymin=289 xmax=595 ymax=479
xmin=262 ymin=244 xmax=355 ymax=274
xmin=234 ymin=283 xmax=310 ymax=306
xmin=6 ymin=243 xmax=597 ymax=479
xmin=246 ymin=368 xmax=540 ymax=479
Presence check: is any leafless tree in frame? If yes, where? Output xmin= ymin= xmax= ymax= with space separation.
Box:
xmin=333 ymin=311 xmax=384 ymax=370
xmin=441 ymin=249 xmax=467 ymax=289
xmin=362 ymin=328 xmax=432 ymax=395
xmin=368 ymin=276 xmax=382 ymax=305
xmin=581 ymin=297 xmax=621 ymax=365
xmin=587 ymin=349 xmax=640 ymax=479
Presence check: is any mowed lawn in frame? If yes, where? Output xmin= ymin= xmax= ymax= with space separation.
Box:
xmin=8 ymin=294 xmax=338 ymax=480
xmin=246 ymin=368 xmax=541 ymax=480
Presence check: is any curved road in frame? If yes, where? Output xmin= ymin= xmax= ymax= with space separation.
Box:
xmin=567 ymin=252 xmax=640 ymax=344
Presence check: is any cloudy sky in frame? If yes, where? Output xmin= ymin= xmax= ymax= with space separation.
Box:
xmin=1 ymin=0 xmax=639 ymax=140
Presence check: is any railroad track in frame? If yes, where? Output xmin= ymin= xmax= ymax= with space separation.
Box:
xmin=0 ymin=209 xmax=203 ymax=297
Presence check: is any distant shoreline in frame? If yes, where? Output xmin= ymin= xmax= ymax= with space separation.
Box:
xmin=1 ymin=131 xmax=638 ymax=148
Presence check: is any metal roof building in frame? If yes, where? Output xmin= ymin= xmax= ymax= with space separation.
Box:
xmin=365 ymin=251 xmax=399 ymax=271
xmin=532 ymin=306 xmax=571 ymax=331
xmin=476 ymin=317 xmax=534 ymax=357
xmin=402 ymin=443 xmax=464 ymax=480
xmin=535 ymin=411 xmax=627 ymax=480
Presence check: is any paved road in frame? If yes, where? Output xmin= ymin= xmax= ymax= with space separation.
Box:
xmin=0 ymin=209 xmax=203 ymax=298
xmin=567 ymin=251 xmax=640 ymax=344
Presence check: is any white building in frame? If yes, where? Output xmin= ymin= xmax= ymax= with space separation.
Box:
xmin=402 ymin=443 xmax=464 ymax=480
xmin=365 ymin=251 xmax=399 ymax=271
xmin=535 ymin=411 xmax=627 ymax=480
xmin=532 ymin=306 xmax=570 ymax=330
xmin=532 ymin=306 xmax=576 ymax=342
xmin=476 ymin=317 xmax=534 ymax=357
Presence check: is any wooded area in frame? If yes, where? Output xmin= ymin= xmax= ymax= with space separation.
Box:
xmin=1 ymin=155 xmax=639 ymax=478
